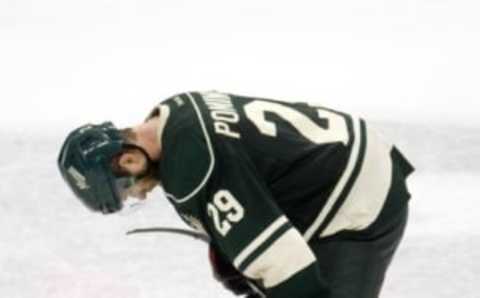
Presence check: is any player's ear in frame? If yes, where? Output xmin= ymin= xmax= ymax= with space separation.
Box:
xmin=117 ymin=149 xmax=147 ymax=176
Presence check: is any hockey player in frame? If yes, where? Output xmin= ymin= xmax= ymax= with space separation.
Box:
xmin=58 ymin=91 xmax=414 ymax=298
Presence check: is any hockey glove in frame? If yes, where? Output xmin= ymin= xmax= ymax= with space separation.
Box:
xmin=208 ymin=245 xmax=260 ymax=296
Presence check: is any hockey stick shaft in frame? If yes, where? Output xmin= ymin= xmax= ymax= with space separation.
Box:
xmin=126 ymin=227 xmax=210 ymax=242
xmin=126 ymin=226 xmax=267 ymax=297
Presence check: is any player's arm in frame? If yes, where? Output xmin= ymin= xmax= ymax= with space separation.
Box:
xmin=204 ymin=145 xmax=329 ymax=298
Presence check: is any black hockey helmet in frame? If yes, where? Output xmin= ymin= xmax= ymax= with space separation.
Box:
xmin=57 ymin=122 xmax=135 ymax=214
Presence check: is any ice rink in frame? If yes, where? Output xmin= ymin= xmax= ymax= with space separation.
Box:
xmin=1 ymin=1 xmax=479 ymax=297
xmin=1 ymin=119 xmax=479 ymax=298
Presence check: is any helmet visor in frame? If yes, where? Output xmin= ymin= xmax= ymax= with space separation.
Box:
xmin=113 ymin=176 xmax=136 ymax=201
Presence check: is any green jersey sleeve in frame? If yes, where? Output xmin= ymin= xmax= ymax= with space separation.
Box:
xmin=156 ymin=92 xmax=329 ymax=297
xmin=205 ymin=140 xmax=329 ymax=297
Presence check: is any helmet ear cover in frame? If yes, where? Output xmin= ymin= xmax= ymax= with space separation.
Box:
xmin=58 ymin=122 xmax=132 ymax=214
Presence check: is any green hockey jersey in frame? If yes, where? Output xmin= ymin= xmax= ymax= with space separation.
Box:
xmin=147 ymin=91 xmax=413 ymax=297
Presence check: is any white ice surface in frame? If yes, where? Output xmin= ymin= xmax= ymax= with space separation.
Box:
xmin=1 ymin=1 xmax=479 ymax=296
xmin=0 ymin=123 xmax=479 ymax=298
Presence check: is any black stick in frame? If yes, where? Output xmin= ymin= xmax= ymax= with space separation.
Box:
xmin=126 ymin=226 xmax=266 ymax=298
xmin=126 ymin=226 xmax=210 ymax=242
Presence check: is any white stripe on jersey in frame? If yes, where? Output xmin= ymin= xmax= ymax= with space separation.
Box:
xmin=320 ymin=124 xmax=393 ymax=237
xmin=156 ymin=104 xmax=171 ymax=150
xmin=233 ymin=216 xmax=288 ymax=268
xmin=303 ymin=117 xmax=362 ymax=241
xmin=243 ymin=228 xmax=316 ymax=288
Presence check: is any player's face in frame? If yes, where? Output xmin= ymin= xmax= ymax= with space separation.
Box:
xmin=121 ymin=176 xmax=157 ymax=200
xmin=112 ymin=149 xmax=156 ymax=200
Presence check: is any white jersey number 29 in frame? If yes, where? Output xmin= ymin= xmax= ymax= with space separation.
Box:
xmin=208 ymin=190 xmax=245 ymax=237
xmin=244 ymin=100 xmax=350 ymax=145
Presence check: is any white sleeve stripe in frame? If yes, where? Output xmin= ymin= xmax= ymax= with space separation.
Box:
xmin=233 ymin=216 xmax=288 ymax=268
xmin=320 ymin=125 xmax=393 ymax=237
xmin=243 ymin=228 xmax=317 ymax=288
xmin=303 ymin=117 xmax=362 ymax=241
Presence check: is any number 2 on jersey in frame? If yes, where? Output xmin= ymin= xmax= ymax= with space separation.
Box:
xmin=244 ymin=100 xmax=350 ymax=145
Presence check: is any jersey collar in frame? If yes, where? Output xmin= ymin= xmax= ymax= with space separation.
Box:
xmin=156 ymin=104 xmax=170 ymax=150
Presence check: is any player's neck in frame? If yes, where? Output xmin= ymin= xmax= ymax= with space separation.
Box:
xmin=132 ymin=117 xmax=161 ymax=161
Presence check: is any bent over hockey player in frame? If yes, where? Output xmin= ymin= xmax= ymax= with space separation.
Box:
xmin=58 ymin=91 xmax=414 ymax=298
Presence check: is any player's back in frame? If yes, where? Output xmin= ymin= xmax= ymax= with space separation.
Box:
xmin=196 ymin=91 xmax=356 ymax=233
xmin=155 ymin=91 xmax=412 ymax=240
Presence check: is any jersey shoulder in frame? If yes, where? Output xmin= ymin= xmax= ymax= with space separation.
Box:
xmin=157 ymin=92 xmax=214 ymax=204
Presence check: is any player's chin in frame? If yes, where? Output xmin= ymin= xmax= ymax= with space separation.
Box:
xmin=125 ymin=185 xmax=152 ymax=200
xmin=138 ymin=189 xmax=154 ymax=200
xmin=142 ymin=186 xmax=156 ymax=198
xmin=132 ymin=192 xmax=147 ymax=200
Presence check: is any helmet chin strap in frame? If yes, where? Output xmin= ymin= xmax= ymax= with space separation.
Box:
xmin=115 ymin=144 xmax=157 ymax=216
